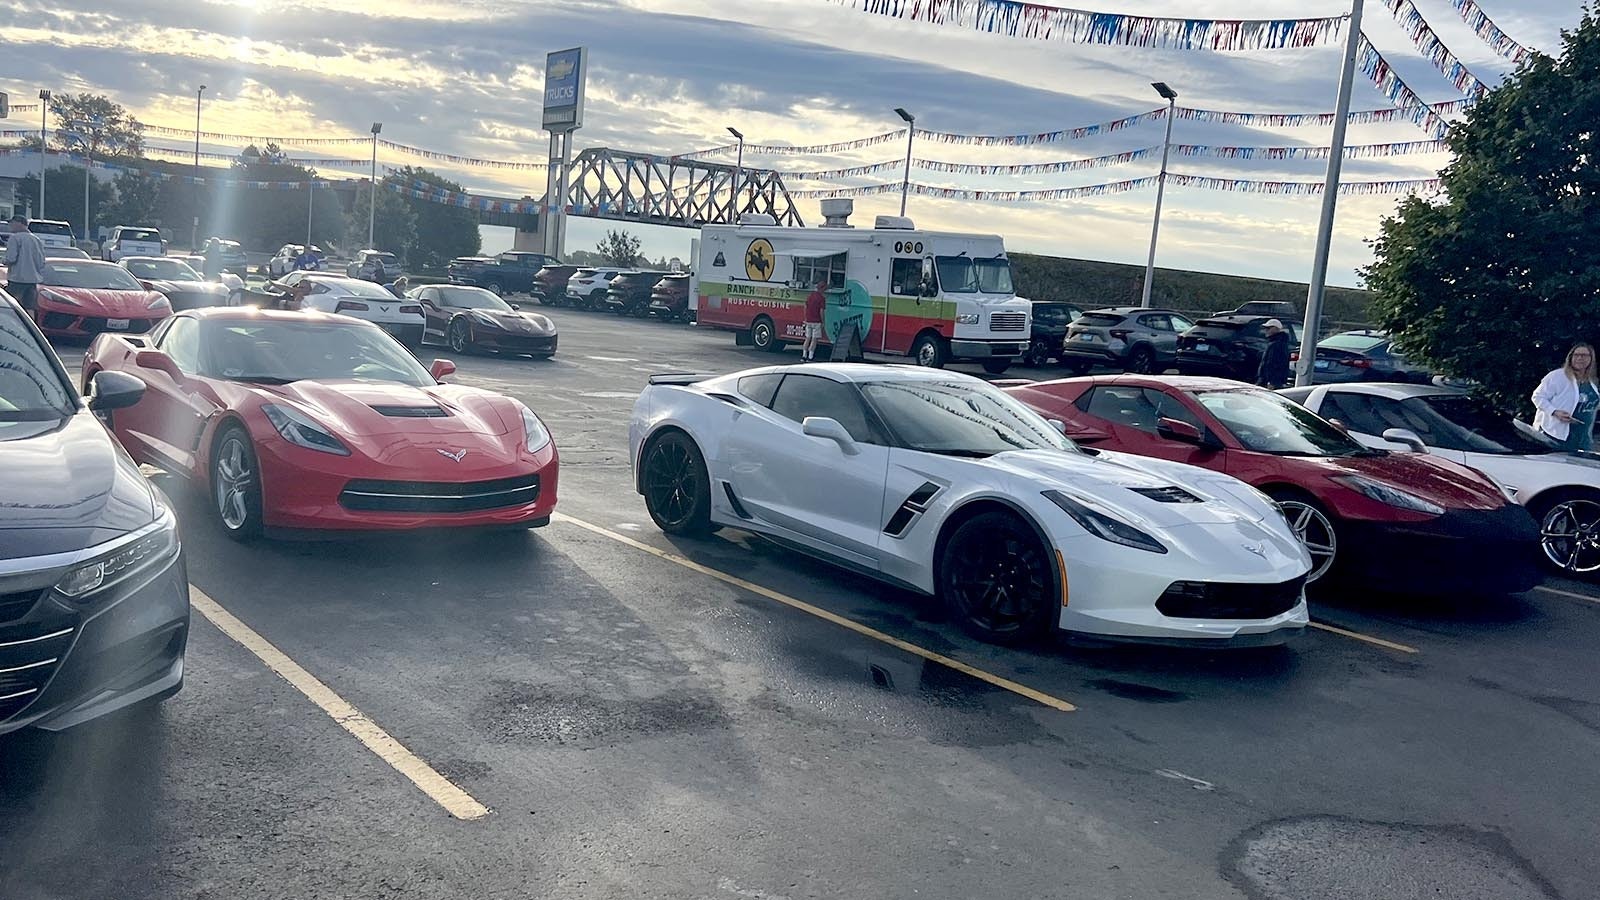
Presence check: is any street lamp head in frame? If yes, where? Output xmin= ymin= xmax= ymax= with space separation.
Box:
xmin=894 ymin=107 xmax=915 ymax=124
xmin=38 ymin=89 xmax=51 ymax=101
xmin=726 ymin=126 xmax=743 ymax=140
xmin=199 ymin=85 xmax=207 ymax=94
xmin=1151 ymin=82 xmax=1178 ymax=101
xmin=371 ymin=122 xmax=383 ymax=135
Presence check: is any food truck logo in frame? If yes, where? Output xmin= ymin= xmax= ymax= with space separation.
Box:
xmin=744 ymin=239 xmax=775 ymax=281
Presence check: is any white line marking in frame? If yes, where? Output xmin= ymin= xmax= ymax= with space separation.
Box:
xmin=1155 ymin=769 xmax=1215 ymax=791
xmin=1309 ymin=621 xmax=1419 ymax=654
xmin=1534 ymin=585 xmax=1600 ymax=605
xmin=188 ymin=586 xmax=490 ymax=820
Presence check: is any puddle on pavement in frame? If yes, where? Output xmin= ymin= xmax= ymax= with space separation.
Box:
xmin=477 ymin=681 xmax=729 ymax=747
xmin=1085 ymin=678 xmax=1189 ymax=704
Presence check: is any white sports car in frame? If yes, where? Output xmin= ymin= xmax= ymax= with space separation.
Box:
xmin=629 ymin=364 xmax=1313 ymax=646
xmin=1282 ymin=381 xmax=1600 ymax=577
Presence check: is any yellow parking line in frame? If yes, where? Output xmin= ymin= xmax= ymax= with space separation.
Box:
xmin=551 ymin=513 xmax=1077 ymax=712
xmin=1309 ymin=621 xmax=1419 ymax=655
xmin=188 ymin=586 xmax=491 ymax=821
xmin=1534 ymin=585 xmax=1600 ymax=605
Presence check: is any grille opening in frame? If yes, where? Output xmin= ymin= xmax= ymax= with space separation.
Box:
xmin=989 ymin=312 xmax=1028 ymax=332
xmin=339 ymin=473 xmax=540 ymax=513
xmin=0 ymin=620 xmax=76 ymax=723
xmin=368 ymin=405 xmax=449 ymax=418
xmin=1130 ymin=486 xmax=1203 ymax=504
xmin=0 ymin=591 xmax=42 ymax=625
xmin=1156 ymin=577 xmax=1305 ymax=620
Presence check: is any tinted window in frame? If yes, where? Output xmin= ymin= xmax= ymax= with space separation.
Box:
xmin=862 ymin=379 xmax=1073 ymax=457
xmin=1076 ymin=312 xmax=1126 ymax=327
xmin=0 ymin=304 xmax=75 ymax=419
xmin=161 ymin=317 xmax=202 ymax=373
xmin=29 ymin=221 xmax=73 ymax=236
xmin=1170 ymin=314 xmax=1195 ymax=332
xmin=769 ymin=374 xmax=877 ymax=442
xmin=738 ymin=373 xmax=783 ymax=407
xmin=201 ymin=320 xmax=433 ymax=385
xmin=438 ymin=287 xmax=511 ymax=310
xmin=119 ymin=229 xmax=161 ymax=242
xmin=1085 ymin=385 xmax=1163 ymax=432
xmin=1416 ymin=394 xmax=1555 ymax=454
xmin=1195 ymin=389 xmax=1365 ymax=456
xmin=1321 ymin=333 xmax=1388 ymax=353
xmin=1138 ymin=314 xmax=1171 ymax=331
xmin=890 ymin=258 xmax=923 ymax=296
xmin=125 ymin=258 xmax=202 ymax=281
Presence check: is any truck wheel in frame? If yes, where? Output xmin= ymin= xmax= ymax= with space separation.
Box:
xmin=982 ymin=358 xmax=1014 ymax=375
xmin=752 ymin=316 xmax=782 ymax=353
xmin=484 ymin=281 xmax=504 ymax=297
xmin=911 ymin=333 xmax=948 ymax=368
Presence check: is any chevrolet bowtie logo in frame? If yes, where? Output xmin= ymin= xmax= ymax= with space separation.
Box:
xmin=548 ymin=58 xmax=575 ymax=79
xmin=437 ymin=448 xmax=467 ymax=462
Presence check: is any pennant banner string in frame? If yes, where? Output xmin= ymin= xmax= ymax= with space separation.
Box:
xmin=1447 ymin=0 xmax=1532 ymax=63
xmin=1355 ymin=35 xmax=1453 ymax=139
xmin=830 ymin=0 xmax=1347 ymax=50
xmin=790 ymin=173 xmax=1439 ymax=201
xmin=1378 ymin=0 xmax=1491 ymax=97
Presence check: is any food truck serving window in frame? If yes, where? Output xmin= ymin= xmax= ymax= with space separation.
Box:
xmin=936 ymin=256 xmax=1014 ymax=294
xmin=792 ymin=252 xmax=847 ymax=291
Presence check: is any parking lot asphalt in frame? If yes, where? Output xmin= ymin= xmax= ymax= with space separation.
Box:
xmin=4 ymin=309 xmax=1595 ymax=900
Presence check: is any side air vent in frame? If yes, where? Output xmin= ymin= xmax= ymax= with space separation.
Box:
xmin=722 ymin=482 xmax=752 ymax=519
xmin=369 ymin=405 xmax=449 ymax=418
xmin=884 ymin=481 xmax=942 ymax=537
xmin=1131 ymin=486 xmax=1203 ymax=504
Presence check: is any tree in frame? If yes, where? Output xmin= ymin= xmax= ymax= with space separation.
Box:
xmin=392 ymin=166 xmax=481 ymax=271
xmin=1366 ymin=9 xmax=1600 ymax=408
xmin=47 ymin=93 xmax=143 ymax=159
xmin=217 ymin=159 xmax=346 ymax=251
xmin=597 ymin=229 xmax=641 ymax=266
xmin=99 ymin=170 xmax=162 ymax=227
xmin=14 ymin=168 xmax=113 ymax=239
xmin=346 ymin=179 xmax=417 ymax=259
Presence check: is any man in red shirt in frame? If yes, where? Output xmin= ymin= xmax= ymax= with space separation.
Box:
xmin=802 ymin=280 xmax=827 ymax=362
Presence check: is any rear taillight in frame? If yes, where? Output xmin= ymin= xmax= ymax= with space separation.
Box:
xmin=1290 ymin=352 xmax=1300 ymax=362
xmin=1109 ymin=329 xmax=1131 ymax=340
xmin=399 ymin=305 xmax=423 ymax=315
xmin=334 ymin=300 xmax=371 ymax=313
xmin=1343 ymin=358 xmax=1372 ymax=368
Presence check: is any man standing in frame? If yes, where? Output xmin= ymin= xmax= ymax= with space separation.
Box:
xmin=2 ymin=217 xmax=47 ymax=315
xmin=1257 ymin=318 xmax=1292 ymax=389
xmin=801 ymin=280 xmax=826 ymax=362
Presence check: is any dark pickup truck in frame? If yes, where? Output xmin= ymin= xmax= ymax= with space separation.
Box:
xmin=446 ymin=251 xmax=558 ymax=296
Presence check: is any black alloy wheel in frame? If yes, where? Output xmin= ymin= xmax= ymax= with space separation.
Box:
xmin=940 ymin=511 xmax=1056 ymax=645
xmin=448 ymin=318 xmax=473 ymax=354
xmin=1536 ymin=494 xmax=1600 ymax=577
xmin=642 ymin=431 xmax=715 ymax=536
xmin=1127 ymin=344 xmax=1156 ymax=374
xmin=484 ymin=281 xmax=504 ymax=296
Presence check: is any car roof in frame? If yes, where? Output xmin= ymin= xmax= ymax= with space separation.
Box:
xmin=121 ymin=256 xmax=179 ymax=263
xmin=184 ymin=307 xmax=361 ymax=326
xmin=718 ymin=363 xmax=987 ymax=386
xmin=1308 ymin=381 xmax=1462 ymax=400
xmin=1072 ymin=374 xmax=1265 ymax=393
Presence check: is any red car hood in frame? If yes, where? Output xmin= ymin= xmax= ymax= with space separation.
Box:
xmin=1292 ymin=452 xmax=1507 ymax=511
xmin=41 ymin=286 xmax=167 ymax=316
xmin=249 ymin=380 xmax=517 ymax=438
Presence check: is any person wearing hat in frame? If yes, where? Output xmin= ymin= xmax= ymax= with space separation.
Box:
xmin=1257 ymin=318 xmax=1292 ymax=389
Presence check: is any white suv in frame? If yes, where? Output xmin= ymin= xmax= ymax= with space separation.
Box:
xmin=103 ymin=226 xmax=165 ymax=262
xmin=565 ymin=267 xmax=621 ymax=308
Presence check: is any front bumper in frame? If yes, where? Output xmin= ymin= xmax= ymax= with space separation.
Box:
xmin=37 ymin=308 xmax=165 ymax=337
xmin=476 ymin=331 xmax=558 ymax=356
xmin=1338 ymin=504 xmax=1541 ymax=595
xmin=949 ymin=340 xmax=1026 ymax=359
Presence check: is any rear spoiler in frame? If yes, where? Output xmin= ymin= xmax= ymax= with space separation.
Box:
xmin=647 ymin=373 xmax=713 ymax=386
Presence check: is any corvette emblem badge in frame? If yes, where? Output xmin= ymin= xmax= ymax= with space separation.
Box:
xmin=1243 ymin=542 xmax=1266 ymax=557
xmin=438 ymin=449 xmax=467 ymax=462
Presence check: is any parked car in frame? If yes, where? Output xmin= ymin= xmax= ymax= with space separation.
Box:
xmin=1299 ymin=330 xmax=1431 ymax=384
xmin=44 ymin=247 xmax=91 ymax=260
xmin=411 ymin=284 xmax=558 ymax=357
xmin=170 ymin=254 xmax=245 ymax=299
xmin=446 ymin=251 xmax=557 ymax=296
xmin=1280 ymin=381 xmax=1600 ymax=578
xmin=268 ymin=244 xmax=325 ymax=277
xmin=606 ymin=270 xmax=671 ymax=315
xmin=81 ymin=308 xmax=558 ymax=538
xmin=102 ymin=226 xmax=165 ymax=262
xmin=1005 ymin=375 xmax=1540 ymax=593
xmin=564 ymin=267 xmax=622 ymax=309
xmin=531 ymin=264 xmax=578 ymax=305
xmin=1176 ymin=315 xmax=1301 ymax=382
xmin=1215 ymin=300 xmax=1299 ymax=318
xmin=346 ymin=249 xmax=402 ymax=282
xmin=0 ymin=291 xmax=188 ymax=735
xmin=1059 ymin=307 xmax=1195 ymax=375
xmin=1022 ymin=300 xmax=1085 ymax=367
xmin=32 ymin=260 xmax=172 ymax=338
xmin=199 ymin=238 xmax=249 ymax=274
xmin=648 ymin=273 xmax=693 ymax=321
xmin=27 ymin=219 xmax=76 ymax=250
xmin=260 ymin=272 xmax=424 ymax=345
xmin=120 ymin=256 xmax=231 ymax=310
xmin=631 ymin=364 xmax=1311 ymax=646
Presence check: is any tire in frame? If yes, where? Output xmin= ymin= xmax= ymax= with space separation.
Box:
xmin=211 ymin=425 xmax=264 ymax=541
xmin=1267 ymin=490 xmax=1338 ymax=584
xmin=1022 ymin=342 xmax=1049 ymax=368
xmin=751 ymin=316 xmax=782 ymax=353
xmin=640 ymin=431 xmax=715 ymax=536
xmin=1127 ymin=344 xmax=1156 ymax=374
xmin=1065 ymin=360 xmax=1092 ymax=376
xmin=939 ymin=511 xmax=1056 ymax=645
xmin=484 ymin=281 xmax=504 ymax=297
xmin=1530 ymin=491 xmax=1600 ymax=577
xmin=982 ymin=358 xmax=1014 ymax=375
xmin=911 ymin=332 xmax=948 ymax=368
xmin=448 ymin=318 xmax=473 ymax=354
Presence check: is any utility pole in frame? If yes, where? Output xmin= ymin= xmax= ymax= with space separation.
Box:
xmin=726 ymin=126 xmax=744 ymax=220
xmin=38 ymin=90 xmax=50 ymax=219
xmin=1141 ymin=82 xmax=1179 ymax=309
xmin=895 ymin=108 xmax=915 ymax=217
xmin=369 ymin=122 xmax=382 ymax=249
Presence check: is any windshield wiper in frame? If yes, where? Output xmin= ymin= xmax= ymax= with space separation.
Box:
xmin=916 ymin=447 xmax=996 ymax=458
xmin=229 ymin=375 xmax=298 ymax=385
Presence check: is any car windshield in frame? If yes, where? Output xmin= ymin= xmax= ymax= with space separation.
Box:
xmin=0 ymin=304 xmax=75 ymax=420
xmin=44 ymin=263 xmax=145 ymax=290
xmin=1321 ymin=333 xmax=1387 ymax=352
xmin=1195 ymin=388 xmax=1369 ymax=457
xmin=439 ymin=287 xmax=512 ymax=311
xmin=202 ymin=320 xmax=434 ymax=386
xmin=314 ymin=278 xmax=396 ymax=299
xmin=861 ymin=379 xmax=1077 ymax=457
xmin=1414 ymin=394 xmax=1558 ymax=455
xmin=934 ymin=256 xmax=1013 ymax=294
xmin=45 ymin=248 xmax=89 ymax=259
xmin=120 ymin=229 xmax=161 ymax=242
xmin=125 ymin=259 xmax=202 ymax=281
xmin=29 ymin=221 xmax=72 ymax=236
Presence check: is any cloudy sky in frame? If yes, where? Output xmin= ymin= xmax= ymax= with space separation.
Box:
xmin=0 ymin=0 xmax=1581 ymax=285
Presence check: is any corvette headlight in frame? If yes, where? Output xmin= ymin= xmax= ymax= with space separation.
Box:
xmin=955 ymin=313 xmax=980 ymax=325
xmin=54 ymin=504 xmax=179 ymax=601
xmin=262 ymin=403 xmax=350 ymax=456
xmin=472 ymin=310 xmax=496 ymax=325
xmin=40 ymin=288 xmax=79 ymax=306
xmin=1043 ymin=490 xmax=1167 ymax=554
xmin=517 ymin=403 xmax=551 ymax=453
xmin=1332 ymin=475 xmax=1444 ymax=516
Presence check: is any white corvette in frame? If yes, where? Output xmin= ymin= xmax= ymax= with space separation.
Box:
xmin=628 ymin=365 xmax=1313 ymax=645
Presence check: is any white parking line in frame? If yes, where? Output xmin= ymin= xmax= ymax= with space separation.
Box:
xmin=1534 ymin=585 xmax=1600 ymax=606
xmin=188 ymin=586 xmax=490 ymax=821
xmin=1309 ymin=621 xmax=1419 ymax=654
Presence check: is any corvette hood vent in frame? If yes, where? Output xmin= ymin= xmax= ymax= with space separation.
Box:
xmin=369 ymin=404 xmax=450 ymax=418
xmin=1129 ymin=486 xmax=1202 ymax=504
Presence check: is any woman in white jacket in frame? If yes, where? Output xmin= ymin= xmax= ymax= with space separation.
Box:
xmin=1532 ymin=343 xmax=1598 ymax=451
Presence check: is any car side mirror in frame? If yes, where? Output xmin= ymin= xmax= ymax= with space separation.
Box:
xmin=1156 ymin=416 xmax=1204 ymax=444
xmin=1068 ymin=425 xmax=1110 ymax=444
xmin=509 ymin=302 xmax=521 ymax=310
xmin=429 ymin=359 xmax=457 ymax=381
xmin=1327 ymin=418 xmax=1350 ymax=433
xmin=418 ymin=299 xmax=436 ymax=310
xmin=1047 ymin=418 xmax=1068 ymax=435
xmin=801 ymin=416 xmax=859 ymax=455
xmin=1381 ymin=427 xmax=1428 ymax=453
xmin=87 ymin=370 xmax=146 ymax=411
xmin=133 ymin=349 xmax=185 ymax=383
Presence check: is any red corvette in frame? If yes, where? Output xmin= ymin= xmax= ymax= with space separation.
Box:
xmin=1005 ymin=375 xmax=1540 ymax=594
xmin=34 ymin=260 xmax=172 ymax=337
xmin=82 ymin=307 xmax=558 ymax=538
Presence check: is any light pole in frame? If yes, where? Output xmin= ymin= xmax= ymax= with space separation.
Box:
xmin=194 ymin=85 xmax=206 ymax=171
xmin=307 ymin=178 xmax=316 ymax=247
xmin=726 ymin=126 xmax=743 ymax=219
xmin=894 ymin=108 xmax=915 ymax=217
xmin=368 ymin=122 xmax=382 ymax=249
xmin=1140 ymin=81 xmax=1178 ymax=309
xmin=37 ymin=90 xmax=49 ymax=219
xmin=1296 ymin=0 xmax=1366 ymax=386
xmin=193 ymin=85 xmax=205 ymax=251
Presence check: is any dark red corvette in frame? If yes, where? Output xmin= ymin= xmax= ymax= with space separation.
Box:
xmin=82 ymin=308 xmax=558 ymax=538
xmin=1005 ymin=375 xmax=1539 ymax=593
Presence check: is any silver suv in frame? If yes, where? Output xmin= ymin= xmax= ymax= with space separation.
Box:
xmin=1059 ymin=307 xmax=1195 ymax=375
